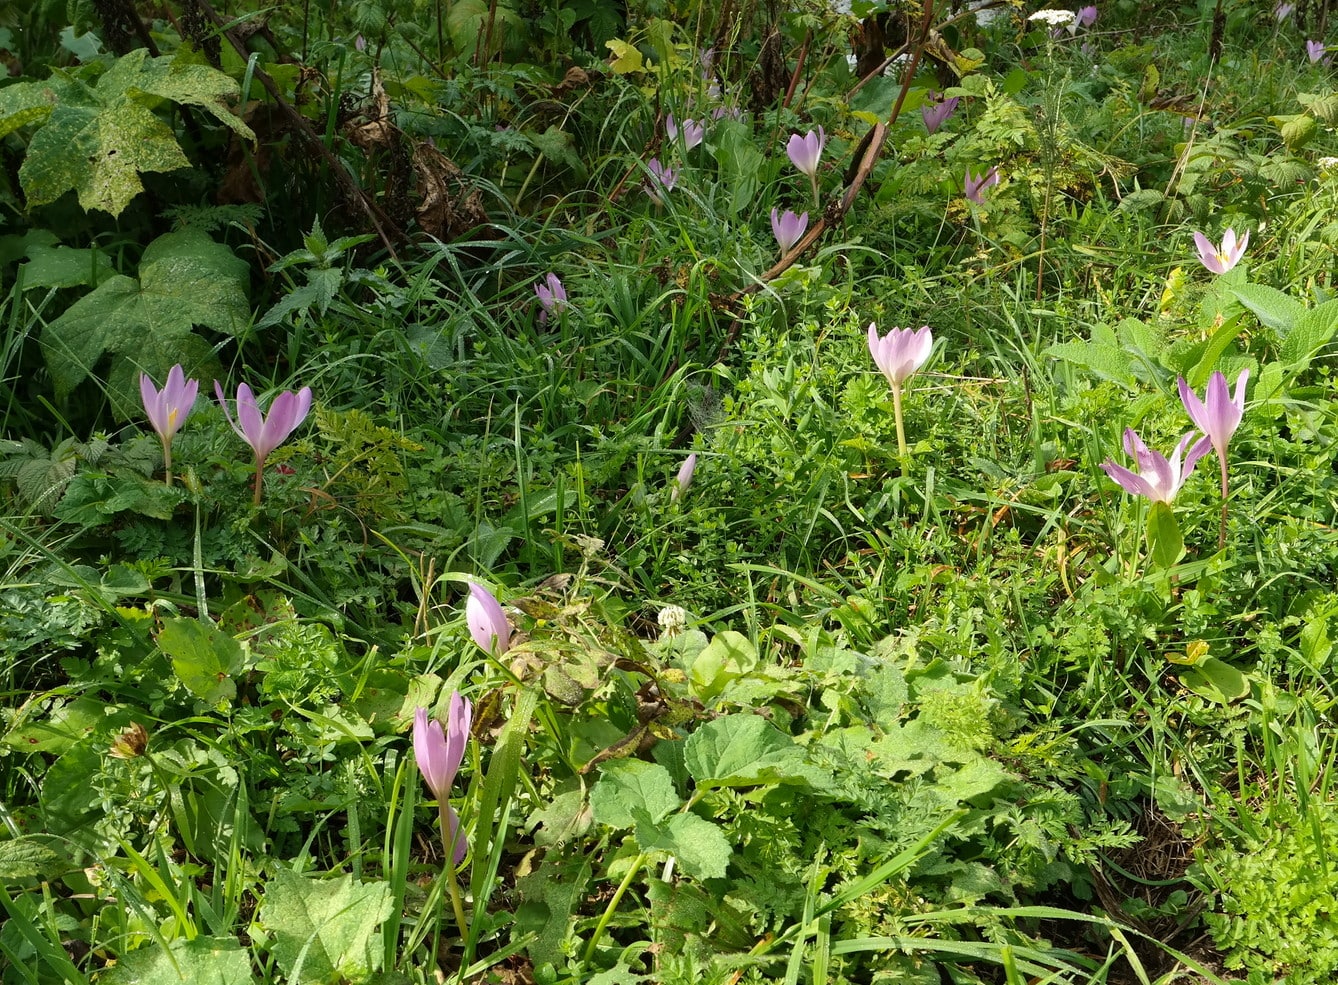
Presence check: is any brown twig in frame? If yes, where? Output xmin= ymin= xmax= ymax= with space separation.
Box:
xmin=711 ymin=1 xmax=936 ymax=363
xmin=193 ymin=0 xmax=403 ymax=260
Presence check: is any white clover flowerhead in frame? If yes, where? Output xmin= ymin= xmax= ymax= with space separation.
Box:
xmin=1028 ymin=9 xmax=1077 ymax=26
xmin=657 ymin=605 xmax=688 ymax=639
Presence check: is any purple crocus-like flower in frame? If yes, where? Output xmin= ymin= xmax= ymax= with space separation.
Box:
xmin=140 ymin=364 xmax=199 ymax=487
xmin=1179 ymin=370 xmax=1248 ymax=468
xmin=1307 ymin=39 xmax=1329 ymax=64
xmin=786 ymin=127 xmax=826 ymax=179
xmin=868 ymin=323 xmax=933 ymax=388
xmin=920 ymin=92 xmax=960 ymax=134
xmin=770 ymin=208 xmax=809 ymax=253
xmin=1276 ymin=2 xmax=1296 ymax=20
xmin=215 ymin=381 xmax=312 ymax=504
xmin=1076 ymin=5 xmax=1098 ymax=27
xmin=1101 ymin=428 xmax=1210 ymax=505
xmin=414 ymin=694 xmax=472 ymax=865
xmin=645 ymin=158 xmax=677 ymax=200
xmin=465 ymin=582 xmax=511 ymax=655
xmin=868 ymin=323 xmax=933 ymax=462
xmin=1192 ymin=228 xmax=1249 ymax=274
xmin=534 ymin=273 xmax=568 ymax=325
xmin=666 ymin=114 xmax=705 ymax=151
xmin=670 ymin=452 xmax=697 ymax=502
xmin=964 ymin=166 xmax=1000 ymax=204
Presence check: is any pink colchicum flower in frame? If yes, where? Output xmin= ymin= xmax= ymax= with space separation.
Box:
xmin=1193 ymin=228 xmax=1249 ymax=274
xmin=770 ymin=208 xmax=809 ymax=253
xmin=414 ymin=694 xmax=472 ymax=865
xmin=666 ymin=115 xmax=705 ymax=151
xmin=964 ymin=166 xmax=1000 ymax=204
xmin=786 ymin=127 xmax=826 ymax=177
xmin=921 ymin=92 xmax=960 ymax=134
xmin=645 ymin=158 xmax=677 ymax=201
xmin=1307 ymin=39 xmax=1329 ymax=64
xmin=671 ymin=453 xmax=697 ymax=502
xmin=1101 ymin=428 xmax=1210 ymax=505
xmin=868 ymin=323 xmax=934 ymax=462
xmin=534 ymin=273 xmax=568 ymax=325
xmin=214 ymin=381 xmax=312 ymax=505
xmin=1276 ymin=2 xmax=1296 ymax=21
xmin=1076 ymin=5 xmax=1098 ymax=27
xmin=787 ymin=127 xmax=826 ymax=205
xmin=1179 ymin=369 xmax=1249 ymax=548
xmin=466 ymin=582 xmax=511 ymax=656
xmin=140 ymin=364 xmax=199 ymax=487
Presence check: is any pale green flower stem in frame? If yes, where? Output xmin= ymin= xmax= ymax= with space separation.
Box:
xmin=583 ymin=850 xmax=648 ymax=965
xmin=438 ymin=801 xmax=470 ymax=942
xmin=1218 ymin=456 xmax=1229 ymax=552
xmin=891 ymin=381 xmax=908 ymax=465
xmin=161 ymin=438 xmax=174 ymax=488
xmin=252 ymin=461 xmax=265 ymax=506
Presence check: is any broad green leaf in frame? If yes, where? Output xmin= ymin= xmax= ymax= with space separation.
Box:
xmin=157 ymin=617 xmax=246 ymax=707
xmin=97 ymin=936 xmax=256 ymax=985
xmin=713 ymin=121 xmax=764 ymax=217
xmin=19 ymin=244 xmax=114 ymax=289
xmin=591 ymin=759 xmax=680 ymax=828
xmin=634 ymin=811 xmax=731 ymax=881
xmin=1273 ymin=113 xmax=1318 ymax=151
xmin=13 ymin=49 xmax=251 ymax=216
xmin=0 ymin=838 xmax=62 ymax=883
xmin=258 ymin=867 xmax=392 ymax=984
xmin=1232 ymin=284 xmax=1305 ymax=333
xmin=1180 ymin=657 xmax=1250 ymax=704
xmin=605 ymin=39 xmax=645 ymax=74
xmin=0 ymin=80 xmax=61 ymax=140
xmin=687 ymin=629 xmax=757 ymax=702
xmin=1145 ymin=502 xmax=1184 ymax=570
xmin=41 ymin=228 xmax=246 ymax=399
xmin=21 ymin=98 xmax=189 ymax=214
xmin=683 ymin=713 xmax=827 ymax=789
xmin=1281 ymin=299 xmax=1338 ymax=367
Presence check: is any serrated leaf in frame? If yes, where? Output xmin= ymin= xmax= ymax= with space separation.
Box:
xmin=41 ymin=228 xmax=247 ymax=396
xmin=1273 ymin=113 xmax=1317 ymax=151
xmin=258 ymin=867 xmax=392 ymax=984
xmin=1233 ymin=284 xmax=1305 ymax=333
xmin=96 ymin=936 xmax=256 ymax=985
xmin=1281 ymin=299 xmax=1338 ymax=367
xmin=1299 ymin=91 xmax=1338 ymax=125
xmin=130 ymin=53 xmax=254 ymax=138
xmin=0 ymin=838 xmax=63 ymax=882
xmin=157 ymin=617 xmax=246 ymax=706
xmin=1044 ymin=340 xmax=1135 ymax=386
xmin=634 ymin=811 xmax=731 ymax=881
xmin=591 ymin=759 xmax=680 ymax=828
xmin=683 ymin=714 xmax=828 ymax=789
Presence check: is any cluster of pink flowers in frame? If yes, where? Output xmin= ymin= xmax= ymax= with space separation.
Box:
xmin=139 ymin=365 xmax=311 ymax=504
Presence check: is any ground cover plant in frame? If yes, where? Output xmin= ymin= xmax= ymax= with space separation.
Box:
xmin=4 ymin=0 xmax=1338 ymax=982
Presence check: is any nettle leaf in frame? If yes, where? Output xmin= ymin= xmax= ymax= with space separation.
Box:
xmin=97 ymin=936 xmax=256 ymax=985
xmin=258 ymin=866 xmax=392 ymax=984
xmin=683 ymin=714 xmax=829 ymax=790
xmin=41 ymin=228 xmax=247 ymax=399
xmin=591 ymin=759 xmax=681 ymax=828
xmin=0 ymin=837 xmax=63 ymax=882
xmin=15 ymin=49 xmax=253 ymax=216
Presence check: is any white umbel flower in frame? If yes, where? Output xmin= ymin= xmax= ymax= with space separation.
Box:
xmin=1028 ymin=9 xmax=1076 ymax=25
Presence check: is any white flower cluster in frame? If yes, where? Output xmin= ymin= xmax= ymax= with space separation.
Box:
xmin=1028 ymin=9 xmax=1077 ymax=26
xmin=657 ymin=605 xmax=688 ymax=639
